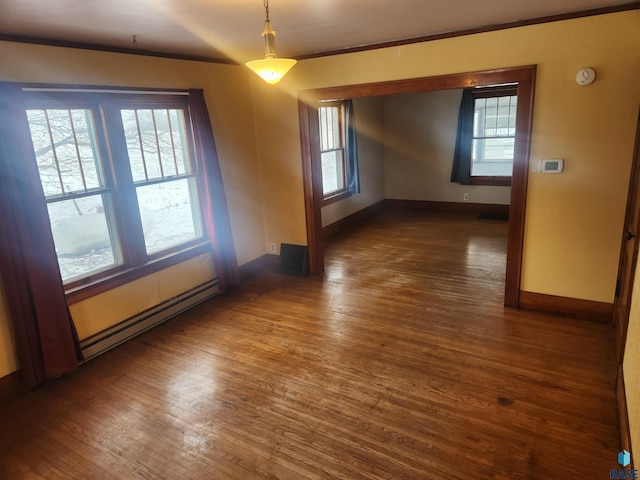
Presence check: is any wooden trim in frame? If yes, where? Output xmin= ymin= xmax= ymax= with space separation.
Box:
xmin=468 ymin=87 xmax=516 ymax=188
xmin=384 ymin=199 xmax=509 ymax=215
xmin=323 ymin=200 xmax=385 ymax=240
xmin=299 ymin=65 xmax=536 ymax=306
xmin=472 ymin=86 xmax=518 ymax=99
xmin=299 ymin=99 xmax=325 ymax=274
xmin=0 ymin=33 xmax=236 ymax=65
xmin=65 ymin=243 xmax=212 ymax=304
xmin=295 ymin=3 xmax=640 ymax=60
xmin=518 ymin=291 xmax=613 ymax=323
xmin=469 ymin=176 xmax=512 ymax=187
xmin=299 ymin=65 xmax=538 ymax=103
xmin=613 ymin=108 xmax=640 ymax=365
xmin=239 ymin=255 xmax=268 ymax=280
xmin=22 ymin=86 xmax=215 ymax=304
xmin=266 ymin=254 xmax=280 ymax=269
xmin=322 ymin=190 xmax=351 ymax=206
xmin=1 ymin=4 xmax=636 ymax=65
xmin=504 ymin=72 xmax=535 ymax=308
xmin=617 ymin=365 xmax=633 ymax=458
xmin=0 ymin=371 xmax=29 ymax=406
xmin=238 ymin=254 xmax=281 ymax=280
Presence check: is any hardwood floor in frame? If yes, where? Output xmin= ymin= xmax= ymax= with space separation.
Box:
xmin=0 ymin=210 xmax=619 ymax=479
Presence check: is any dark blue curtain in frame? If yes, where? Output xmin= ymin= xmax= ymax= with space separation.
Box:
xmin=0 ymin=82 xmax=82 ymax=386
xmin=345 ymin=100 xmax=360 ymax=194
xmin=451 ymin=89 xmax=474 ymax=185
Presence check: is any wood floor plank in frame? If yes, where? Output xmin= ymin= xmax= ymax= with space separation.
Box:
xmin=0 ymin=209 xmax=619 ymax=479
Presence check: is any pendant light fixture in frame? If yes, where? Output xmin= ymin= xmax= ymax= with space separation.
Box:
xmin=245 ymin=0 xmax=296 ymax=85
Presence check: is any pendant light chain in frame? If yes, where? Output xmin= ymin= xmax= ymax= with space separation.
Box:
xmin=264 ymin=0 xmax=270 ymax=22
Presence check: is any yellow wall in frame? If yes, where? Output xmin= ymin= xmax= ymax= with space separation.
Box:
xmin=256 ymin=10 xmax=640 ymax=303
xmin=70 ymin=254 xmax=216 ymax=340
xmin=0 ymin=11 xmax=638 ymax=379
xmin=251 ymin=80 xmax=309 ymax=251
xmin=0 ymin=41 xmax=266 ymax=377
xmin=0 ymin=41 xmax=265 ymax=266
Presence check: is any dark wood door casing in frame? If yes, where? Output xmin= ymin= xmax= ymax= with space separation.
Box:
xmin=613 ymin=108 xmax=640 ymax=365
xmin=298 ymin=66 xmax=537 ymax=308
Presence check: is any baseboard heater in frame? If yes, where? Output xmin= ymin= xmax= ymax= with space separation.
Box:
xmin=80 ymin=278 xmax=220 ymax=361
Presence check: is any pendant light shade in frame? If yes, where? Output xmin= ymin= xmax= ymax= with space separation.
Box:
xmin=245 ymin=57 xmax=297 ymax=85
xmin=245 ymin=0 xmax=296 ymax=85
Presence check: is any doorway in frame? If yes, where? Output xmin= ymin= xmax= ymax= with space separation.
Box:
xmin=298 ymin=66 xmax=536 ymax=308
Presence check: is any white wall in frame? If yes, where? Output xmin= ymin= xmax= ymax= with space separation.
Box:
xmin=321 ymin=97 xmax=386 ymax=227
xmin=383 ymin=90 xmax=511 ymax=204
xmin=322 ymin=89 xmax=512 ymax=227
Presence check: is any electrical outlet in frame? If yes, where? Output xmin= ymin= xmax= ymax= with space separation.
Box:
xmin=464 ymin=193 xmax=469 ymax=201
xmin=269 ymin=243 xmax=277 ymax=254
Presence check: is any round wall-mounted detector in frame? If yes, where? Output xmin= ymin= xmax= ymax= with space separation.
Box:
xmin=576 ymin=67 xmax=596 ymax=86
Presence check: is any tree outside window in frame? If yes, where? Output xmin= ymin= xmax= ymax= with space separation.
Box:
xmin=25 ymin=92 xmax=205 ymax=287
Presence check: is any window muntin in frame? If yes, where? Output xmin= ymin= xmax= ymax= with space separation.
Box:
xmin=27 ymin=108 xmax=106 ymax=196
xmin=27 ymin=107 xmax=121 ymax=282
xmin=121 ymin=108 xmax=191 ymax=182
xmin=471 ymin=90 xmax=517 ymax=179
xmin=318 ymin=102 xmax=347 ymax=197
xmin=120 ymin=108 xmax=202 ymax=255
xmin=25 ymin=92 xmax=205 ymax=287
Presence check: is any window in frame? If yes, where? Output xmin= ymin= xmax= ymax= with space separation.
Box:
xmin=317 ymin=99 xmax=360 ymax=203
xmin=24 ymin=91 xmax=205 ymax=288
xmin=120 ymin=108 xmax=202 ymax=255
xmin=451 ymin=86 xmax=518 ymax=186
xmin=318 ymin=101 xmax=348 ymax=202
xmin=471 ymin=87 xmax=517 ymax=184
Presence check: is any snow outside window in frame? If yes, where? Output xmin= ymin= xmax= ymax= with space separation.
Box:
xmin=25 ymin=93 xmax=205 ymax=286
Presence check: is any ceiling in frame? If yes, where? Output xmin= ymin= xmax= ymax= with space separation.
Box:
xmin=0 ymin=0 xmax=636 ymax=63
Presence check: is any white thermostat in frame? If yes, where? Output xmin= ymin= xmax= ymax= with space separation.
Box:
xmin=542 ymin=159 xmax=564 ymax=174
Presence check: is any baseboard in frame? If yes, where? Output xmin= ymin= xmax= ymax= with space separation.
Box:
xmin=322 ymin=200 xmax=507 ymax=240
xmin=239 ymin=255 xmax=269 ymax=280
xmin=266 ymin=253 xmax=279 ymax=268
xmin=384 ymin=199 xmax=510 ymax=215
xmin=0 ymin=371 xmax=29 ymax=405
xmin=239 ymin=254 xmax=280 ymax=281
xmin=80 ymin=279 xmax=220 ymax=360
xmin=617 ymin=365 xmax=633 ymax=461
xmin=518 ymin=291 xmax=613 ymax=323
xmin=323 ymin=200 xmax=385 ymax=239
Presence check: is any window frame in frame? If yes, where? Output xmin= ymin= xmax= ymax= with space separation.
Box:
xmin=469 ymin=86 xmax=517 ymax=187
xmin=23 ymin=89 xmax=211 ymax=303
xmin=318 ymin=100 xmax=351 ymax=205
